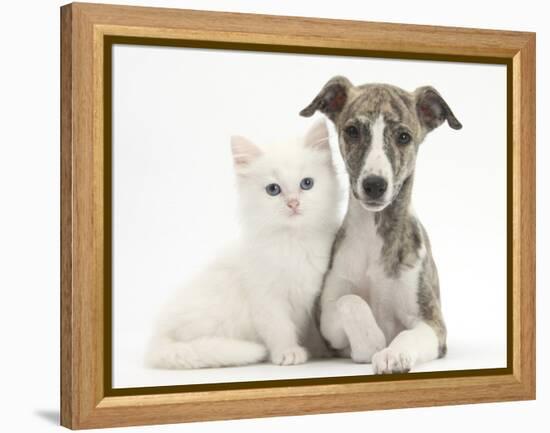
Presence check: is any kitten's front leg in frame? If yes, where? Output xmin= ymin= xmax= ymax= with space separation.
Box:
xmin=252 ymin=300 xmax=308 ymax=366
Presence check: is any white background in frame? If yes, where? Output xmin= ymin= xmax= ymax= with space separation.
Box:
xmin=0 ymin=0 xmax=546 ymax=432
xmin=112 ymin=45 xmax=507 ymax=388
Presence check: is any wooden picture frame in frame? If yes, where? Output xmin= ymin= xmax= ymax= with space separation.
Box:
xmin=60 ymin=2 xmax=536 ymax=429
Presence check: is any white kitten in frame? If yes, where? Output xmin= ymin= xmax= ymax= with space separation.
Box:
xmin=146 ymin=120 xmax=341 ymax=368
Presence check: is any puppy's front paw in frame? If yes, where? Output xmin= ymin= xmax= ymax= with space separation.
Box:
xmin=372 ymin=348 xmax=414 ymax=374
xmin=350 ymin=331 xmax=386 ymax=364
xmin=351 ymin=344 xmax=381 ymax=364
xmin=271 ymin=346 xmax=308 ymax=366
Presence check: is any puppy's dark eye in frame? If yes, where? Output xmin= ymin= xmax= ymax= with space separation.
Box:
xmin=265 ymin=183 xmax=281 ymax=196
xmin=344 ymin=125 xmax=359 ymax=139
xmin=300 ymin=177 xmax=314 ymax=190
xmin=397 ymin=131 xmax=412 ymax=145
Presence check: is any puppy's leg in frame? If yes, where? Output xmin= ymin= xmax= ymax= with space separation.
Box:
xmin=372 ymin=321 xmax=439 ymax=374
xmin=303 ymin=316 xmax=333 ymax=359
xmin=321 ymin=273 xmax=385 ymax=363
xmin=336 ymin=295 xmax=386 ymax=363
xmin=320 ymin=271 xmax=353 ymax=350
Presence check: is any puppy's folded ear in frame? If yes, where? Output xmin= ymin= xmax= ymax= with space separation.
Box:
xmin=300 ymin=76 xmax=353 ymax=122
xmin=415 ymin=86 xmax=462 ymax=131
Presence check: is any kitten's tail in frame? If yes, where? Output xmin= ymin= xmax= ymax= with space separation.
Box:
xmin=145 ymin=335 xmax=267 ymax=369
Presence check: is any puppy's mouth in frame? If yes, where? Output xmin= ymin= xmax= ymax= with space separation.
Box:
xmin=359 ymin=199 xmax=390 ymax=212
xmin=352 ymin=187 xmax=391 ymax=212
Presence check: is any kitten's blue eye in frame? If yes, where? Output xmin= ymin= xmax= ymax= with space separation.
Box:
xmin=265 ymin=183 xmax=281 ymax=196
xmin=300 ymin=177 xmax=314 ymax=190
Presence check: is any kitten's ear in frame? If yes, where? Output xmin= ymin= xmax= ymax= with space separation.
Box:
xmin=231 ymin=135 xmax=262 ymax=168
xmin=304 ymin=119 xmax=330 ymax=151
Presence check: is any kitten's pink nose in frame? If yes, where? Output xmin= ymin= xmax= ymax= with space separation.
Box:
xmin=287 ymin=198 xmax=300 ymax=211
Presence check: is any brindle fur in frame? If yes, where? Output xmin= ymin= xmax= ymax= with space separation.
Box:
xmin=301 ymin=76 xmax=461 ymax=358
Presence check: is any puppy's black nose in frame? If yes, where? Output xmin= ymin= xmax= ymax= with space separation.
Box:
xmin=362 ymin=176 xmax=388 ymax=200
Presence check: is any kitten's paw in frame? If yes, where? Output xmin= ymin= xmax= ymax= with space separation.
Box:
xmin=271 ymin=346 xmax=308 ymax=366
xmin=372 ymin=348 xmax=414 ymax=374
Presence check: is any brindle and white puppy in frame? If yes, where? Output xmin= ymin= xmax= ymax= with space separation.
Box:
xmin=300 ymin=76 xmax=462 ymax=374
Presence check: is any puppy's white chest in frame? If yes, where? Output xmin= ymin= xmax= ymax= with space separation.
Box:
xmin=337 ymin=212 xmax=384 ymax=282
xmin=364 ymin=265 xmax=421 ymax=331
xmin=335 ymin=212 xmax=421 ymax=336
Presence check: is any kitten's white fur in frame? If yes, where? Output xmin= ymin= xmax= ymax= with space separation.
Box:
xmin=146 ymin=120 xmax=341 ymax=369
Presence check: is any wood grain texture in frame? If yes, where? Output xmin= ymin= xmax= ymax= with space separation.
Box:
xmin=74 ymin=2 xmax=531 ymax=59
xmin=61 ymin=2 xmax=106 ymax=428
xmin=60 ymin=4 xmax=73 ymax=429
xmin=512 ymin=34 xmax=536 ymax=396
xmin=60 ymin=2 xmax=536 ymax=429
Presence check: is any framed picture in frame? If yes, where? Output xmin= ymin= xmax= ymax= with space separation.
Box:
xmin=60 ymin=2 xmax=536 ymax=429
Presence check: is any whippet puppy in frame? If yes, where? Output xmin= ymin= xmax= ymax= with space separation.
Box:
xmin=300 ymin=76 xmax=462 ymax=374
